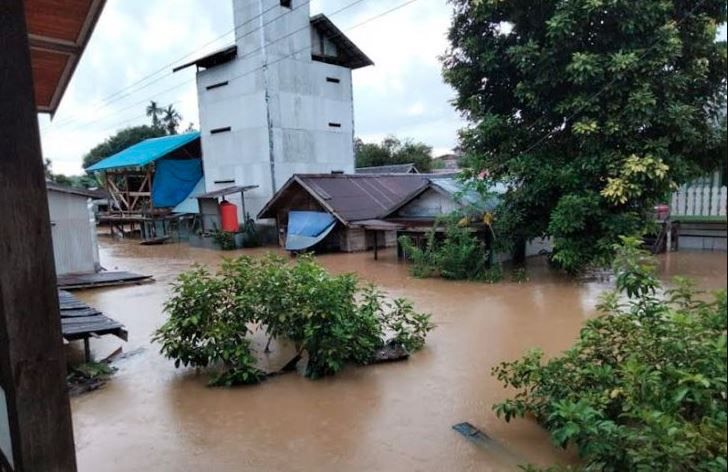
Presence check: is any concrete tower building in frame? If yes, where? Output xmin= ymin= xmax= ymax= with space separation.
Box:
xmin=177 ymin=0 xmax=373 ymax=220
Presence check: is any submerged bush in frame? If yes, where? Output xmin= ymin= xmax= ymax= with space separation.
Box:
xmin=153 ymin=254 xmax=434 ymax=385
xmin=399 ymin=215 xmax=499 ymax=282
xmin=492 ymin=237 xmax=727 ymax=470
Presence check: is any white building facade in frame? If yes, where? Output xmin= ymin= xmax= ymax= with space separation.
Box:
xmin=182 ymin=0 xmax=373 ymax=220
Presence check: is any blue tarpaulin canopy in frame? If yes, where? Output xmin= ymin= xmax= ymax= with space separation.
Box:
xmin=285 ymin=211 xmax=337 ymax=251
xmin=86 ymin=132 xmax=200 ymax=172
xmin=151 ymin=160 xmax=203 ymax=208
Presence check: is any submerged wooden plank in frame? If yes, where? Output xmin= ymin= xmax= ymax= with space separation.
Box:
xmin=452 ymin=422 xmax=526 ymax=467
xmin=57 ymin=290 xmax=127 ymax=342
xmin=57 ymin=271 xmax=153 ymax=290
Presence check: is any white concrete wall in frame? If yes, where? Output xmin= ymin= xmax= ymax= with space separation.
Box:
xmin=197 ymin=0 xmax=356 ymax=220
xmin=47 ymin=191 xmax=100 ymax=276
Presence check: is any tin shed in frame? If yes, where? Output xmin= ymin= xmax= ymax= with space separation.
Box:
xmin=46 ymin=182 xmax=103 ymax=276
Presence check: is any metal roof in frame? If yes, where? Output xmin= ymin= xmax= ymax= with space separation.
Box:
xmin=355 ymin=163 xmax=419 ymax=174
xmin=383 ymin=177 xmax=507 ymax=217
xmin=195 ymin=185 xmax=259 ymax=199
xmin=86 ymin=132 xmax=201 ymax=172
xmin=310 ymin=14 xmax=374 ymax=70
xmin=172 ymin=45 xmax=238 ymax=73
xmin=46 ymin=181 xmax=106 ymax=199
xmin=259 ymin=174 xmax=429 ymax=224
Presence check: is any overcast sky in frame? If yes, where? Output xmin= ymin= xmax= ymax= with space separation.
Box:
xmin=38 ymin=0 xmax=464 ymax=175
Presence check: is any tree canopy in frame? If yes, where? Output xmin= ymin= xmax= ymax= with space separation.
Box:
xmin=443 ymin=0 xmax=727 ymax=272
xmin=355 ymin=136 xmax=434 ymax=172
xmin=82 ymin=124 xmax=167 ymax=169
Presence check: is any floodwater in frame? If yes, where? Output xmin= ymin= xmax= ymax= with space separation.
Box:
xmin=70 ymin=239 xmax=727 ymax=471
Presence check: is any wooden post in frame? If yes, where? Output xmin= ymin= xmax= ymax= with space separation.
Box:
xmin=373 ymin=231 xmax=379 ymax=260
xmin=0 ymin=1 xmax=78 ymax=470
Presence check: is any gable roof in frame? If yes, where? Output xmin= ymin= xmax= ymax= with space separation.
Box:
xmin=309 ymin=14 xmax=374 ymax=70
xmin=258 ymin=173 xmax=429 ymax=224
xmin=172 ymin=45 xmax=238 ymax=72
xmin=356 ymin=163 xmax=419 ymax=174
xmin=86 ymin=132 xmax=201 ymax=172
xmin=383 ymin=177 xmax=507 ymax=217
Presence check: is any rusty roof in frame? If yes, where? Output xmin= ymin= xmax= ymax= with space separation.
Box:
xmin=258 ymin=173 xmax=429 ymax=224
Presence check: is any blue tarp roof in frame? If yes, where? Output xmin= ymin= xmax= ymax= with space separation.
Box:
xmin=285 ymin=211 xmax=337 ymax=251
xmin=86 ymin=132 xmax=200 ymax=172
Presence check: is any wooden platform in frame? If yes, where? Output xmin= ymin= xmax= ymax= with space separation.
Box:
xmin=59 ymin=290 xmax=127 ymax=361
xmin=57 ymin=271 xmax=153 ymax=290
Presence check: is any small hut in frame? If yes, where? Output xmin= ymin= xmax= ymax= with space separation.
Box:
xmin=258 ymin=173 xmax=428 ymax=252
xmin=86 ymin=132 xmax=203 ymax=239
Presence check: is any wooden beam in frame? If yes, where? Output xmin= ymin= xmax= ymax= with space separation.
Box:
xmin=0 ymin=1 xmax=77 ymax=470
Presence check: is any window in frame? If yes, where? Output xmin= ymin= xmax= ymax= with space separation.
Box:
xmin=280 ymin=0 xmax=291 ymax=7
xmin=210 ymin=126 xmax=231 ymax=134
xmin=328 ymin=122 xmax=341 ymax=128
xmin=326 ymin=77 xmax=340 ymax=83
xmin=206 ymin=81 xmax=228 ymax=90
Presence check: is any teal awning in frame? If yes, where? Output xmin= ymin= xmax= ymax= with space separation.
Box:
xmin=86 ymin=132 xmax=200 ymax=172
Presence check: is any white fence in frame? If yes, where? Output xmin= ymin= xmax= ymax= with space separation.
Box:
xmin=670 ymin=184 xmax=727 ymax=217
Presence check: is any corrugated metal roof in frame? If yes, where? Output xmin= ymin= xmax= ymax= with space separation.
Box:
xmin=355 ymin=163 xmax=419 ymax=174
xmin=172 ymin=45 xmax=237 ymax=72
xmin=46 ymin=181 xmax=106 ymax=199
xmin=86 ymin=132 xmax=201 ymax=172
xmin=259 ymin=174 xmax=429 ymax=224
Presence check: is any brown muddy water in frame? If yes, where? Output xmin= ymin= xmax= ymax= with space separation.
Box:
xmin=70 ymin=239 xmax=727 ymax=471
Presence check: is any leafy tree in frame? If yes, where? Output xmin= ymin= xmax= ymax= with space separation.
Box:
xmin=153 ymin=254 xmax=434 ymax=385
xmin=44 ymin=159 xmax=98 ymax=188
xmin=162 ymin=104 xmax=182 ymax=135
xmin=145 ymin=100 xmax=163 ymax=130
xmin=442 ymin=0 xmax=727 ymax=272
xmin=493 ymin=237 xmax=727 ymax=470
xmin=82 ymin=125 xmax=167 ymax=169
xmin=355 ymin=135 xmax=434 ymax=172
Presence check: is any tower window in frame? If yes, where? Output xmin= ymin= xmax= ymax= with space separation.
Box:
xmin=280 ymin=0 xmax=291 ymax=7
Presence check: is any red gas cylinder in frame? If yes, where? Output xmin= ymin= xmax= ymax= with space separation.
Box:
xmin=219 ymin=200 xmax=239 ymax=232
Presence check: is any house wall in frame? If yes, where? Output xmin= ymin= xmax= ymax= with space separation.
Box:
xmin=47 ymin=190 xmax=99 ymax=276
xmin=197 ymin=0 xmax=356 ymax=222
xmin=396 ymin=188 xmax=461 ymax=218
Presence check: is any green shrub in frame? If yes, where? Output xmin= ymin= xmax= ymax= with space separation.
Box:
xmin=399 ymin=215 xmax=496 ymax=281
xmin=211 ymin=229 xmax=236 ymax=250
xmin=492 ymin=237 xmax=727 ymax=470
xmin=153 ymin=254 xmax=434 ymax=385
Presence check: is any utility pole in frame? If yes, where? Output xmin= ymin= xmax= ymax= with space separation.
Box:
xmin=0 ymin=0 xmax=78 ymax=470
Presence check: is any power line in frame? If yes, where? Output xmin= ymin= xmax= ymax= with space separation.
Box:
xmin=60 ymin=0 xmax=421 ymax=139
xmin=45 ymin=0 xmax=374 ymax=134
xmin=44 ymin=0 xmax=313 ymax=131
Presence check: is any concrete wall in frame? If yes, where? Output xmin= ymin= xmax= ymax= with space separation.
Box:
xmin=197 ymin=0 xmax=356 ymax=221
xmin=47 ymin=190 xmax=99 ymax=276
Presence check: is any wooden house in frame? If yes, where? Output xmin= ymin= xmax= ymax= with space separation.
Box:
xmin=258 ymin=173 xmax=428 ymax=252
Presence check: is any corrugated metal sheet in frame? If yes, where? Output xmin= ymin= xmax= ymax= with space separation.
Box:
xmin=47 ymin=190 xmax=99 ymax=276
xmin=298 ymin=174 xmax=428 ymax=222
xmin=86 ymin=132 xmax=200 ymax=172
xmin=355 ymin=163 xmax=419 ymax=174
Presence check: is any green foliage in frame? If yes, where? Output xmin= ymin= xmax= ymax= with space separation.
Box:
xmin=492 ymin=237 xmax=728 ymax=470
xmin=153 ymin=254 xmax=433 ymax=385
xmin=443 ymin=0 xmax=727 ymax=272
xmin=44 ymin=159 xmax=99 ymax=188
xmin=67 ymin=361 xmax=116 ymax=382
xmin=82 ymin=125 xmax=167 ymax=169
xmin=211 ymin=230 xmax=236 ymax=250
xmin=355 ymin=135 xmax=434 ymax=172
xmin=399 ymin=215 xmax=499 ymax=282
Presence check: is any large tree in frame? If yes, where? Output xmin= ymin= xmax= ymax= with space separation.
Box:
xmin=355 ymin=135 xmax=434 ymax=172
xmin=443 ymin=0 xmax=727 ymax=272
xmin=82 ymin=125 xmax=167 ymax=169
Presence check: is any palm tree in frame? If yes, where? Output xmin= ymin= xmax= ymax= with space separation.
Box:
xmin=146 ymin=100 xmax=163 ymax=130
xmin=162 ymin=104 xmax=182 ymax=135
